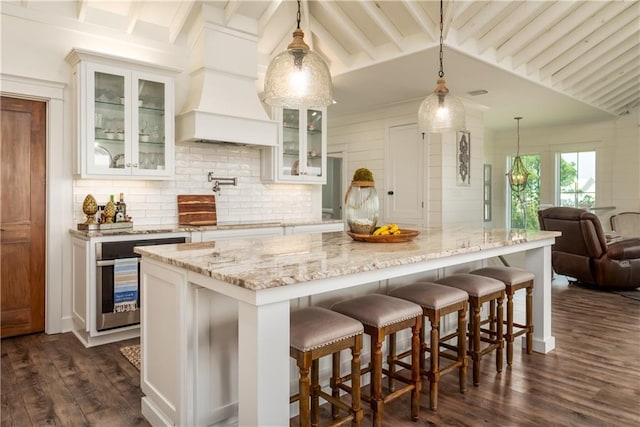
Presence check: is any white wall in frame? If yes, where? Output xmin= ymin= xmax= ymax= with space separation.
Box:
xmin=0 ymin=9 xmax=318 ymax=333
xmin=486 ymin=113 xmax=640 ymax=231
xmin=328 ymin=100 xmax=485 ymax=227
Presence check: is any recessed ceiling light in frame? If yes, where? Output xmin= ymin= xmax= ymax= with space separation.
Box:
xmin=468 ymin=89 xmax=488 ymax=96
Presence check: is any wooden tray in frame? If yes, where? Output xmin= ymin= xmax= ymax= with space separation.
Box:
xmin=346 ymin=229 xmax=420 ymax=243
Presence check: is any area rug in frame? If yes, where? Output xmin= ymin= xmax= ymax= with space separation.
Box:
xmin=120 ymin=344 xmax=141 ymax=371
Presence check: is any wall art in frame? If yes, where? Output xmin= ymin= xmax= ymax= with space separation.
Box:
xmin=456 ymin=130 xmax=471 ymax=186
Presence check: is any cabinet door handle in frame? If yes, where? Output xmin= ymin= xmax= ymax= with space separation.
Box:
xmin=388 ymin=190 xmax=394 ymax=195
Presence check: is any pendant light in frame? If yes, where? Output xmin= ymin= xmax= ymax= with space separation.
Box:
xmin=507 ymin=116 xmax=530 ymax=193
xmin=418 ymin=0 xmax=465 ymax=134
xmin=263 ymin=0 xmax=333 ymax=108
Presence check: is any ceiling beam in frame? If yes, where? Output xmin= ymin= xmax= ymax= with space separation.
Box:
xmin=580 ymin=57 xmax=639 ymax=100
xmin=224 ymin=0 xmax=242 ymax=26
xmin=317 ymin=0 xmax=377 ymax=60
xmin=77 ymin=0 xmax=87 ymax=22
xmin=169 ymin=0 xmax=196 ymax=43
xmin=496 ymin=0 xmax=576 ymax=62
xmin=541 ymin=7 xmax=638 ymax=80
xmin=310 ymin=14 xmax=352 ymax=68
xmin=401 ymin=0 xmax=437 ymax=42
xmin=567 ymin=45 xmax=639 ymax=93
xmin=455 ymin=1 xmax=511 ymax=45
xmin=512 ymin=1 xmax=603 ymax=69
xmin=477 ymin=1 xmax=547 ymax=55
xmin=126 ymin=1 xmax=141 ymax=35
xmin=358 ymin=0 xmax=404 ymax=52
xmin=258 ymin=0 xmax=284 ymax=33
xmin=527 ymin=1 xmax=630 ymax=73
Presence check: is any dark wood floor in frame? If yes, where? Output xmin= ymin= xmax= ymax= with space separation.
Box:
xmin=2 ymin=281 xmax=639 ymax=426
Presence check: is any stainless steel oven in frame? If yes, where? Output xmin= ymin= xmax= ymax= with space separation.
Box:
xmin=95 ymin=236 xmax=187 ymax=331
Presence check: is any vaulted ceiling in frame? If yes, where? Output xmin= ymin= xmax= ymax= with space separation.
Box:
xmin=5 ymin=0 xmax=639 ymax=131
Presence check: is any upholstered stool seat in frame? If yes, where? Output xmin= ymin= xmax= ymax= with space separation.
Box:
xmin=434 ymin=274 xmax=505 ymax=386
xmin=290 ymin=306 xmax=364 ymax=426
xmin=470 ymin=266 xmax=535 ymax=365
xmin=388 ymin=282 xmax=469 ymax=410
xmin=331 ymin=294 xmax=423 ymax=427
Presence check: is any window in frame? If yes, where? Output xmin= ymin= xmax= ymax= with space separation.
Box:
xmin=509 ymin=154 xmax=541 ymax=230
xmin=558 ymin=151 xmax=596 ymax=208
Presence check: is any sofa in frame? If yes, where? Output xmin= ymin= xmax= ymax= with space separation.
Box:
xmin=538 ymin=207 xmax=640 ymax=290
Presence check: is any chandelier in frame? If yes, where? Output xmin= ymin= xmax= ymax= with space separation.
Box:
xmin=507 ymin=116 xmax=530 ymax=193
xmin=417 ymin=0 xmax=465 ymax=134
xmin=263 ymin=0 xmax=333 ymax=108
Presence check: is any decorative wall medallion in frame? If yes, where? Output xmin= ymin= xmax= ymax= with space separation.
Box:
xmin=456 ymin=130 xmax=471 ymax=186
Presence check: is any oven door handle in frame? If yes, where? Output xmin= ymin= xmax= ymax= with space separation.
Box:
xmin=96 ymin=258 xmax=141 ymax=267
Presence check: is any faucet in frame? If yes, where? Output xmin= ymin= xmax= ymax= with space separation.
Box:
xmin=207 ymin=171 xmax=237 ymax=195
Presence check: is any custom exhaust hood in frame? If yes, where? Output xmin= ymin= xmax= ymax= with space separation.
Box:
xmin=176 ymin=8 xmax=278 ymax=146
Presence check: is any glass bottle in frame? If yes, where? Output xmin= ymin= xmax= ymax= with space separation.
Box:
xmin=345 ymin=181 xmax=379 ymax=234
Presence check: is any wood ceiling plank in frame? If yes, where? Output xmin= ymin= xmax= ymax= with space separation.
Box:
xmin=359 ymin=0 xmax=404 ymax=51
xmin=476 ymin=1 xmax=545 ymax=54
xmin=527 ymin=1 xmax=630 ymax=73
xmin=562 ymin=37 xmax=639 ymax=90
xmin=513 ymin=1 xmax=603 ymax=70
xmin=496 ymin=0 xmax=576 ymax=62
xmin=401 ymin=0 xmax=437 ymax=42
xmin=541 ymin=7 xmax=639 ymax=80
xmin=455 ymin=1 xmax=512 ymax=45
xmin=317 ymin=0 xmax=377 ymax=60
xmin=310 ymin=15 xmax=353 ymax=69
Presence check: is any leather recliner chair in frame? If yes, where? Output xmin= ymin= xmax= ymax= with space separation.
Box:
xmin=538 ymin=207 xmax=640 ymax=290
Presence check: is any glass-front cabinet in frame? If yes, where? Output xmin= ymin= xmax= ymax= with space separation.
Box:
xmin=261 ymin=107 xmax=327 ymax=184
xmin=66 ymin=49 xmax=177 ymax=179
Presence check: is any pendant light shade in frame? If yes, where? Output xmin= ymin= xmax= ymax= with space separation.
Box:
xmin=263 ymin=1 xmax=333 ymax=108
xmin=418 ymin=0 xmax=465 ymax=134
xmin=507 ymin=117 xmax=530 ymax=193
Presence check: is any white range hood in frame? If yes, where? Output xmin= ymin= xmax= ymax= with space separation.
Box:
xmin=176 ymin=8 xmax=278 ymax=146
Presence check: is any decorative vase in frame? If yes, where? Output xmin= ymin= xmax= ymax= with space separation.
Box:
xmin=345 ymin=180 xmax=379 ymax=235
xmin=82 ymin=194 xmax=98 ymax=224
xmin=104 ymin=198 xmax=116 ymax=224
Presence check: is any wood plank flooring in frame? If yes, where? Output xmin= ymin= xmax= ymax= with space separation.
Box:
xmin=2 ymin=281 xmax=639 ymax=426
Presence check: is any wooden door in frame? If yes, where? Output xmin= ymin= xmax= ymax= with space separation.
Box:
xmin=385 ymin=123 xmax=424 ymax=226
xmin=1 ymin=97 xmax=46 ymax=338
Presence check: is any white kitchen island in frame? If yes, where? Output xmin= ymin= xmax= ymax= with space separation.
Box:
xmin=135 ymin=226 xmax=559 ymax=427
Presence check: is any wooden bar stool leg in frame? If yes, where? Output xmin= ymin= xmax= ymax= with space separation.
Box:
xmin=458 ymin=304 xmax=468 ymax=393
xmin=526 ymin=285 xmax=533 ymax=354
xmin=496 ymin=295 xmax=504 ymax=373
xmin=506 ymin=289 xmax=515 ymax=366
xmin=331 ymin=352 xmax=341 ymax=420
xmin=429 ymin=314 xmax=440 ymax=410
xmin=298 ymin=354 xmax=311 ymax=426
xmin=411 ymin=321 xmax=421 ymax=421
xmin=371 ymin=333 xmax=384 ymax=427
xmin=472 ymin=302 xmax=482 ymax=386
xmin=351 ymin=337 xmax=363 ymax=427
xmin=387 ymin=332 xmax=396 ymax=392
xmin=311 ymin=359 xmax=320 ymax=427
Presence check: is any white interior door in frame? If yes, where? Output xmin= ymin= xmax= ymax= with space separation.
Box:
xmin=385 ymin=123 xmax=424 ymax=226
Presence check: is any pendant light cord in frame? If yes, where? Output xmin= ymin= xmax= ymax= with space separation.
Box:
xmin=438 ymin=0 xmax=444 ymax=78
xmin=296 ymin=0 xmax=301 ymax=29
xmin=515 ymin=116 xmax=522 ymax=155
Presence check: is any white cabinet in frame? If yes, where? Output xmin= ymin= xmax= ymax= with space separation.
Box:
xmin=261 ymin=107 xmax=327 ymax=184
xmin=66 ymin=48 xmax=179 ymax=179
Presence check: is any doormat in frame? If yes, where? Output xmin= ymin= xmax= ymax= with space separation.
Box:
xmin=120 ymin=344 xmax=140 ymax=371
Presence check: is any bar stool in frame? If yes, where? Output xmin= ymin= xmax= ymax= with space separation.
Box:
xmin=331 ymin=294 xmax=423 ymax=427
xmin=434 ymin=274 xmax=505 ymax=386
xmin=470 ymin=266 xmax=535 ymax=365
xmin=388 ymin=282 xmax=469 ymax=410
xmin=290 ymin=306 xmax=365 ymax=427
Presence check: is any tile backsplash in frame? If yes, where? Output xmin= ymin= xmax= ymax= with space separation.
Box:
xmin=73 ymin=142 xmax=316 ymax=226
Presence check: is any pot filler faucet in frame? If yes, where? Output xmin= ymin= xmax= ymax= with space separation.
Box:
xmin=207 ymin=171 xmax=238 ymax=195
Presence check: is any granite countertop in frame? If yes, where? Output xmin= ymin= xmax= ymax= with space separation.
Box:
xmin=134 ymin=226 xmax=560 ymax=291
xmin=69 ymin=219 xmax=344 ymax=238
